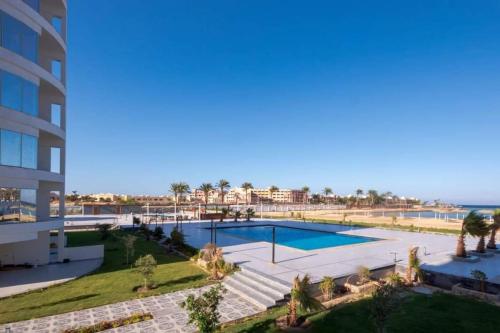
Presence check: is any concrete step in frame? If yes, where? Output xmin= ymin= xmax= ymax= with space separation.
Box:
xmin=239 ymin=268 xmax=291 ymax=295
xmin=224 ymin=276 xmax=277 ymax=309
xmin=231 ymin=272 xmax=286 ymax=300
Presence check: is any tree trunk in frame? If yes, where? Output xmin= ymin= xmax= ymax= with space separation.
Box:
xmin=456 ymin=232 xmax=466 ymax=257
xmin=476 ymin=236 xmax=486 ymax=253
xmin=487 ymin=228 xmax=497 ymax=249
xmin=288 ymin=299 xmax=297 ymax=327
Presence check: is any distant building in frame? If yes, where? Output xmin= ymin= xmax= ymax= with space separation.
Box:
xmin=226 ymin=188 xmax=307 ymax=204
xmin=88 ymin=193 xmax=128 ymax=202
xmin=131 ymin=195 xmax=172 ymax=205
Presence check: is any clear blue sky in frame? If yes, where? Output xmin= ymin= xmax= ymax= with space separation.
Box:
xmin=66 ymin=0 xmax=500 ymax=204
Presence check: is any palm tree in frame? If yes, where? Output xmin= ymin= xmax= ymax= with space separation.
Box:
xmin=487 ymin=209 xmax=500 ymax=250
xmin=217 ymin=179 xmax=230 ymax=204
xmin=170 ymin=182 xmax=190 ymax=205
xmin=356 ymin=189 xmax=363 ymax=207
xmin=246 ymin=208 xmax=255 ymax=221
xmin=288 ymin=274 xmax=323 ymax=327
xmin=199 ymin=183 xmax=213 ymax=208
xmin=234 ymin=210 xmax=242 ymax=222
xmin=269 ymin=186 xmax=279 ymax=202
xmin=323 ymin=187 xmax=332 ymax=196
xmin=241 ymin=182 xmax=253 ymax=205
xmin=301 ymin=186 xmax=310 ymax=204
xmin=367 ymin=190 xmax=379 ymax=207
xmin=406 ymin=247 xmax=422 ymax=283
xmin=456 ymin=211 xmax=489 ymax=257
xmin=220 ymin=208 xmax=230 ymax=222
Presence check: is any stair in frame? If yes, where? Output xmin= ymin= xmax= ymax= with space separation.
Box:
xmin=224 ymin=267 xmax=291 ymax=310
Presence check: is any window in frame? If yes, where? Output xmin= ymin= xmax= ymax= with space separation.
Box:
xmin=0 ymin=70 xmax=39 ymax=116
xmin=21 ymin=134 xmax=37 ymax=169
xmin=0 ymin=187 xmax=37 ymax=223
xmin=1 ymin=71 xmax=22 ymax=111
xmin=22 ymin=80 xmax=38 ymax=116
xmin=22 ymin=0 xmax=40 ymax=12
xmin=0 ymin=129 xmax=21 ymax=167
xmin=51 ymin=16 xmax=62 ymax=35
xmin=51 ymin=104 xmax=61 ymax=127
xmin=51 ymin=60 xmax=62 ymax=80
xmin=50 ymin=147 xmax=61 ymax=173
xmin=0 ymin=11 xmax=39 ymax=62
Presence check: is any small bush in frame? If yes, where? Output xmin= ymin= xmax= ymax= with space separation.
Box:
xmin=171 ymin=227 xmax=185 ymax=246
xmin=319 ymin=276 xmax=335 ymax=301
xmin=62 ymin=312 xmax=153 ymax=333
xmin=97 ymin=224 xmax=112 ymax=240
xmin=357 ymin=266 xmax=371 ymax=284
xmin=181 ymin=284 xmax=226 ymax=333
xmin=153 ymin=227 xmax=164 ymax=240
xmin=134 ymin=254 xmax=157 ymax=291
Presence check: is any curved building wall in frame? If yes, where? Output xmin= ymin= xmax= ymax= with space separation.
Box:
xmin=0 ymin=0 xmax=67 ymax=263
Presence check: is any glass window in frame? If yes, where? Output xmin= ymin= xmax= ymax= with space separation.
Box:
xmin=1 ymin=71 xmax=22 ymax=111
xmin=21 ymin=25 xmax=38 ymax=62
xmin=1 ymin=14 xmax=21 ymax=54
xmin=22 ymin=0 xmax=40 ymax=12
xmin=51 ymin=16 xmax=62 ymax=34
xmin=21 ymin=134 xmax=37 ymax=169
xmin=0 ymin=129 xmax=21 ymax=167
xmin=51 ymin=60 xmax=62 ymax=80
xmin=50 ymin=147 xmax=61 ymax=173
xmin=51 ymin=104 xmax=61 ymax=127
xmin=22 ymin=80 xmax=38 ymax=116
xmin=20 ymin=188 xmax=37 ymax=222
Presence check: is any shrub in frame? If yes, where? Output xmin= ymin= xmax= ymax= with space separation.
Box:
xmin=385 ymin=272 xmax=404 ymax=287
xmin=181 ymin=284 xmax=226 ymax=333
xmin=471 ymin=269 xmax=488 ymax=292
xmin=319 ymin=276 xmax=335 ymax=301
xmin=132 ymin=216 xmax=141 ymax=226
xmin=153 ymin=227 xmax=164 ymax=240
xmin=371 ymin=284 xmax=400 ymax=333
xmin=122 ymin=234 xmax=137 ymax=265
xmin=357 ymin=266 xmax=371 ymax=284
xmin=170 ymin=227 xmax=185 ymax=246
xmin=134 ymin=254 xmax=157 ymax=291
xmin=97 ymin=224 xmax=112 ymax=240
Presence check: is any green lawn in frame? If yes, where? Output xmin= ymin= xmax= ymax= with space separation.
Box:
xmin=0 ymin=230 xmax=209 ymax=324
xmin=222 ymin=293 xmax=500 ymax=332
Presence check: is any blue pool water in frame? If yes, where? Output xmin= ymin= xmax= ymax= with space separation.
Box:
xmin=216 ymin=225 xmax=378 ymax=250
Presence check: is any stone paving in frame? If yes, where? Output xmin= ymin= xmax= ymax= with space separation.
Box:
xmin=0 ymin=286 xmax=262 ymax=333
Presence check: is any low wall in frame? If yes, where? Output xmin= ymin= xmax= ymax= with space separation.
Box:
xmin=422 ymin=269 xmax=500 ymax=295
xmin=63 ymin=245 xmax=104 ymax=261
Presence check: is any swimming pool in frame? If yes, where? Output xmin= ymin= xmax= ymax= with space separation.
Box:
xmin=216 ymin=225 xmax=378 ymax=250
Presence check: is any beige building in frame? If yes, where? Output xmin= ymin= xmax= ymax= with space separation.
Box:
xmin=132 ymin=195 xmax=173 ymax=205
xmin=190 ymin=189 xmax=219 ymax=204
xmin=0 ymin=0 xmax=68 ymax=265
xmin=226 ymin=188 xmax=307 ymax=204
xmin=88 ymin=193 xmax=128 ymax=202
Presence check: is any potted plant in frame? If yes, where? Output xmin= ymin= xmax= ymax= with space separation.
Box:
xmin=345 ymin=266 xmax=379 ymax=294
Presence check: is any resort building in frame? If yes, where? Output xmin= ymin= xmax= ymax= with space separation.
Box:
xmin=131 ymin=195 xmax=173 ymax=205
xmin=190 ymin=189 xmax=219 ymax=204
xmin=88 ymin=193 xmax=129 ymax=202
xmin=0 ymin=0 xmax=67 ymax=265
xmin=226 ymin=188 xmax=307 ymax=204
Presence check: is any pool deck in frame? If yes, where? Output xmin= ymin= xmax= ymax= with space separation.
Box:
xmin=160 ymin=219 xmax=500 ymax=285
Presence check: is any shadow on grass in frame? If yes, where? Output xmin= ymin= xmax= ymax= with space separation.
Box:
xmin=12 ymin=293 xmax=99 ymax=312
xmin=132 ymin=274 xmax=206 ymax=292
xmin=233 ymin=318 xmax=278 ymax=333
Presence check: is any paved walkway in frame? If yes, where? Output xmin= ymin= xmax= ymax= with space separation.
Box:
xmin=0 ymin=259 xmax=102 ymax=298
xmin=0 ymin=285 xmax=262 ymax=333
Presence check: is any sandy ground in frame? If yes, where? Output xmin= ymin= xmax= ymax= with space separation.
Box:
xmin=263 ymin=209 xmax=465 ymax=231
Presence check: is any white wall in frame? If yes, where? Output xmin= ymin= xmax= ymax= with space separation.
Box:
xmin=63 ymin=245 xmax=104 ymax=261
xmin=0 ymin=230 xmax=50 ymax=265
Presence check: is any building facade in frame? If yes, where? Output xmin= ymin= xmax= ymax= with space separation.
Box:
xmin=226 ymin=188 xmax=307 ymax=204
xmin=0 ymin=0 xmax=67 ymax=265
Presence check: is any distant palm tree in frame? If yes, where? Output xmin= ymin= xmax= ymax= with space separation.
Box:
xmin=301 ymin=186 xmax=310 ymax=204
xmin=199 ymin=183 xmax=213 ymax=208
xmin=368 ymin=190 xmax=379 ymax=207
xmin=487 ymin=209 xmax=500 ymax=249
xmin=323 ymin=187 xmax=332 ymax=196
xmin=170 ymin=182 xmax=190 ymax=205
xmin=269 ymin=186 xmax=279 ymax=202
xmin=456 ymin=211 xmax=489 ymax=257
xmin=217 ymin=179 xmax=230 ymax=204
xmin=356 ymin=189 xmax=363 ymax=207
xmin=220 ymin=207 xmax=230 ymax=222
xmin=241 ymin=182 xmax=254 ymax=205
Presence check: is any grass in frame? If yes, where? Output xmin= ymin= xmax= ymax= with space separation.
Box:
xmin=222 ymin=293 xmax=500 ymax=332
xmin=261 ymin=215 xmax=461 ymax=235
xmin=0 ymin=230 xmax=209 ymax=324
